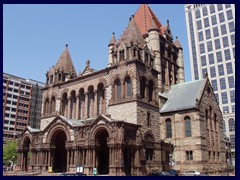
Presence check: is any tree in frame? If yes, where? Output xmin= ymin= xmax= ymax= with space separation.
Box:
xmin=3 ymin=140 xmax=18 ymax=166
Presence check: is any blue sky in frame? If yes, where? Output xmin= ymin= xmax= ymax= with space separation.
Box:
xmin=3 ymin=4 xmax=192 ymax=83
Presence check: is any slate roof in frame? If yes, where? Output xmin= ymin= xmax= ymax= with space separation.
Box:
xmin=160 ymin=79 xmax=206 ymax=113
xmin=54 ymin=45 xmax=76 ymax=74
xmin=27 ymin=126 xmax=41 ymax=132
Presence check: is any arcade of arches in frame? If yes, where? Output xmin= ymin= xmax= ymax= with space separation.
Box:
xmin=17 ymin=116 xmax=165 ymax=176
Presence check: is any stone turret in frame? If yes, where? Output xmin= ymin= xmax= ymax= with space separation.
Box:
xmin=148 ymin=18 xmax=162 ymax=91
xmin=108 ymin=32 xmax=117 ymax=67
xmin=175 ymin=36 xmax=185 ymax=83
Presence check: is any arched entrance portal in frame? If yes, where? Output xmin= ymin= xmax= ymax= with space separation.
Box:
xmin=51 ymin=129 xmax=67 ymax=172
xmin=95 ymin=130 xmax=109 ymax=175
xmin=124 ymin=148 xmax=132 ymax=175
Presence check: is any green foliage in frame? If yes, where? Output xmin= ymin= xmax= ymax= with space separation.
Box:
xmin=3 ymin=140 xmax=18 ymax=165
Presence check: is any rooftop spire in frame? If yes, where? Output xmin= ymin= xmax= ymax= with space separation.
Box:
xmin=175 ymin=36 xmax=183 ymax=49
xmin=108 ymin=32 xmax=117 ymax=46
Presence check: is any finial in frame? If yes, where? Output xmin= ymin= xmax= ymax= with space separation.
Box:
xmin=176 ymin=36 xmax=178 ymax=39
xmin=113 ymin=32 xmax=115 ymax=35
xmin=205 ymin=72 xmax=208 ymax=78
xmin=167 ymin=19 xmax=169 ymax=25
xmin=66 ymin=44 xmax=68 ymax=48
xmin=86 ymin=60 xmax=90 ymax=67
xmin=129 ymin=16 xmax=132 ymax=21
xmin=132 ymin=14 xmax=134 ymax=18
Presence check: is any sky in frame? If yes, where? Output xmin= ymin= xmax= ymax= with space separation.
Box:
xmin=3 ymin=4 xmax=192 ymax=83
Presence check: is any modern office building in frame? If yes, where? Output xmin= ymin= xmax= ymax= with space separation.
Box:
xmin=3 ymin=72 xmax=44 ymax=142
xmin=185 ymin=4 xmax=235 ymax=157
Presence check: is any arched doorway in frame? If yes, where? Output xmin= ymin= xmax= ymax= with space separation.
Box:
xmin=51 ymin=129 xmax=67 ymax=172
xmin=124 ymin=147 xmax=132 ymax=175
xmin=95 ymin=130 xmax=109 ymax=175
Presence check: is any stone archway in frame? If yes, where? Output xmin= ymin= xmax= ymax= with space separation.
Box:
xmin=50 ymin=129 xmax=67 ymax=172
xmin=95 ymin=129 xmax=109 ymax=175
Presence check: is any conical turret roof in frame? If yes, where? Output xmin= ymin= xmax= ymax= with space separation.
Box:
xmin=54 ymin=44 xmax=76 ymax=74
xmin=108 ymin=32 xmax=117 ymax=46
xmin=175 ymin=37 xmax=183 ymax=49
xmin=133 ymin=4 xmax=163 ymax=35
xmin=117 ymin=16 xmax=145 ymax=48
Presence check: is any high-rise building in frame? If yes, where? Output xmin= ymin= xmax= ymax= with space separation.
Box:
xmin=3 ymin=72 xmax=44 ymax=142
xmin=185 ymin=4 xmax=235 ymax=156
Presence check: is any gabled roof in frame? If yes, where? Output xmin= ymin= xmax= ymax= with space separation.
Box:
xmin=160 ymin=79 xmax=206 ymax=113
xmin=81 ymin=60 xmax=97 ymax=76
xmin=54 ymin=45 xmax=76 ymax=74
xmin=134 ymin=4 xmax=163 ymax=35
xmin=117 ymin=17 xmax=145 ymax=48
xmin=174 ymin=36 xmax=183 ymax=49
xmin=108 ymin=32 xmax=117 ymax=46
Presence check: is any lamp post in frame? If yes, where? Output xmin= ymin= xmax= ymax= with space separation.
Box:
xmin=226 ymin=146 xmax=229 ymax=176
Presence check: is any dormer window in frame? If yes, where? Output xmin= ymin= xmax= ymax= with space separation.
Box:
xmin=120 ymin=50 xmax=124 ymax=61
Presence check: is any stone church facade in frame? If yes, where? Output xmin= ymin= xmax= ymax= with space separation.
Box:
xmin=17 ymin=4 xmax=229 ymax=175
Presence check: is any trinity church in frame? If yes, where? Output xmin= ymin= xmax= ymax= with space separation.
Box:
xmin=17 ymin=4 xmax=229 ymax=175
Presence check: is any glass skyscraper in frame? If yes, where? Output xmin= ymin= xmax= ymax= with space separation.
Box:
xmin=185 ymin=4 xmax=235 ymax=159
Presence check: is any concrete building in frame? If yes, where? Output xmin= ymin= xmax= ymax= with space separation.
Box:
xmin=17 ymin=4 xmax=228 ymax=175
xmin=3 ymin=73 xmax=44 ymax=142
xmin=185 ymin=4 xmax=235 ymax=160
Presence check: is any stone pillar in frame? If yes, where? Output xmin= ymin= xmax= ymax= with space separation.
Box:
xmin=75 ymin=94 xmax=79 ymax=119
xmin=67 ymin=149 xmax=70 ymax=170
xmin=68 ymin=96 xmax=71 ymax=119
xmin=84 ymin=93 xmax=88 ymax=118
xmin=94 ymin=90 xmax=98 ymax=117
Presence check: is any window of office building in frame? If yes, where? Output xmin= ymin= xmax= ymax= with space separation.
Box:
xmin=223 ymin=106 xmax=229 ymax=113
xmin=202 ymin=68 xmax=207 ymax=78
xmin=195 ymin=9 xmax=201 ymax=19
xmin=216 ymin=51 xmax=222 ymax=62
xmin=211 ymin=15 xmax=217 ymax=26
xmin=230 ymin=90 xmax=235 ymax=103
xmin=214 ymin=39 xmax=221 ymax=50
xmin=220 ymin=78 xmax=226 ymax=90
xmin=215 ymin=93 xmax=219 ymax=103
xmin=210 ymin=4 xmax=215 ymax=14
xmin=211 ymin=80 xmax=218 ymax=91
xmin=208 ymin=53 xmax=214 ymax=64
xmin=213 ymin=26 xmax=219 ymax=37
xmin=228 ymin=76 xmax=235 ymax=88
xmin=226 ymin=62 xmax=233 ymax=74
xmin=218 ymin=64 xmax=224 ymax=76
xmin=198 ymin=31 xmax=204 ymax=42
xmin=226 ymin=10 xmax=233 ymax=21
xmin=207 ymin=41 xmax=213 ymax=52
xmin=203 ymin=7 xmax=208 ymax=16
xmin=219 ymin=12 xmax=225 ymax=23
xmin=229 ymin=118 xmax=235 ymax=132
xmin=230 ymin=135 xmax=235 ymax=148
xmin=232 ymin=47 xmax=235 ymax=58
xmin=224 ymin=49 xmax=231 ymax=60
xmin=205 ymin=29 xmax=211 ymax=40
xmin=222 ymin=120 xmax=226 ymax=132
xmin=228 ymin=21 xmax=235 ymax=33
xmin=217 ymin=4 xmax=223 ymax=11
xmin=201 ymin=55 xmax=207 ymax=66
xmin=197 ymin=20 xmax=202 ymax=30
xmin=231 ymin=34 xmax=235 ymax=46
xmin=225 ymin=4 xmax=231 ymax=9
xmin=204 ymin=17 xmax=210 ymax=28
xmin=222 ymin=36 xmax=229 ymax=48
xmin=221 ymin=24 xmax=227 ymax=35
xmin=200 ymin=43 xmax=205 ymax=54
xmin=221 ymin=92 xmax=228 ymax=104
xmin=232 ymin=105 xmax=235 ymax=112
xmin=210 ymin=66 xmax=216 ymax=78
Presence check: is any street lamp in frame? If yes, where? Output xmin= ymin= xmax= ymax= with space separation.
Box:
xmin=226 ymin=146 xmax=229 ymax=176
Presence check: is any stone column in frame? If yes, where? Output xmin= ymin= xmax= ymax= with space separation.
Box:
xmin=68 ymin=96 xmax=71 ymax=118
xmin=67 ymin=149 xmax=70 ymax=170
xmin=93 ymin=90 xmax=98 ymax=117
xmin=84 ymin=93 xmax=88 ymax=118
xmin=75 ymin=94 xmax=79 ymax=119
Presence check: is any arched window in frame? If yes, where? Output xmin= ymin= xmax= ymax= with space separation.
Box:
xmin=228 ymin=118 xmax=235 ymax=132
xmin=214 ymin=113 xmax=217 ymax=130
xmin=61 ymin=93 xmax=68 ymax=116
xmin=166 ymin=119 xmax=172 ymax=138
xmin=195 ymin=9 xmax=201 ymax=19
xmin=117 ymin=80 xmax=121 ymax=98
xmin=51 ymin=96 xmax=56 ymax=113
xmin=44 ymin=98 xmax=50 ymax=114
xmin=140 ymin=77 xmax=146 ymax=98
xmin=70 ymin=91 xmax=76 ymax=119
xmin=148 ymin=80 xmax=154 ymax=102
xmin=87 ymin=86 xmax=94 ymax=118
xmin=185 ymin=116 xmax=192 ymax=137
xmin=97 ymin=83 xmax=104 ymax=115
xmin=79 ymin=88 xmax=84 ymax=119
xmin=222 ymin=120 xmax=226 ymax=132
xmin=209 ymin=106 xmax=212 ymax=129
xmin=205 ymin=109 xmax=208 ymax=128
xmin=124 ymin=76 xmax=132 ymax=97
